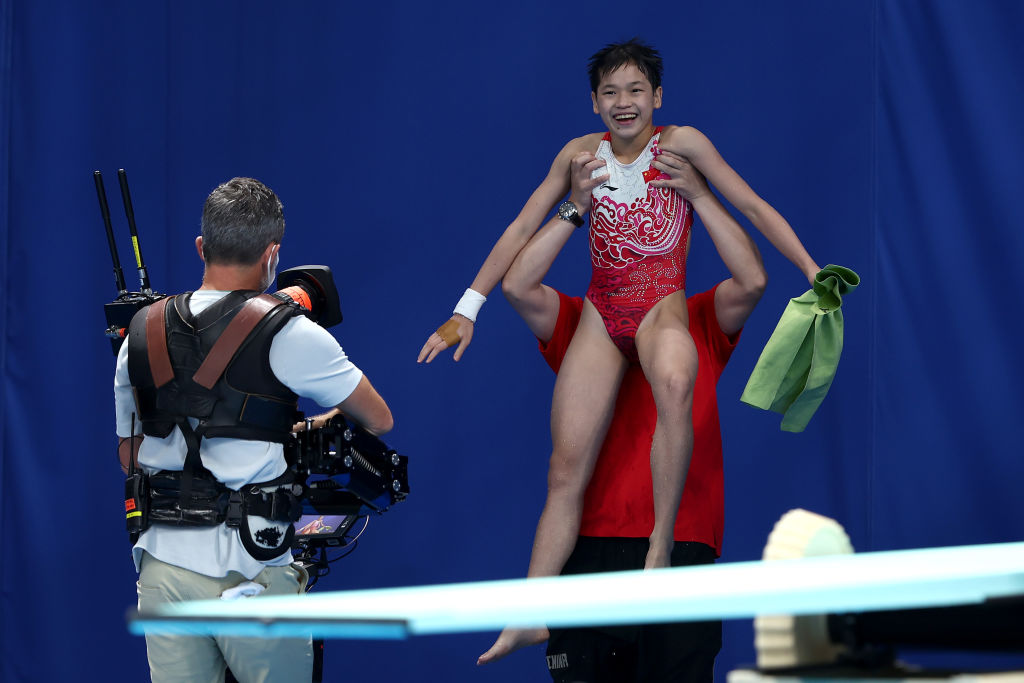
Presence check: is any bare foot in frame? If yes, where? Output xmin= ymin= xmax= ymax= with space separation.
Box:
xmin=645 ymin=538 xmax=673 ymax=570
xmin=476 ymin=626 xmax=549 ymax=665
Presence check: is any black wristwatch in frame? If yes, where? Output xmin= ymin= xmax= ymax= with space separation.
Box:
xmin=557 ymin=200 xmax=585 ymax=228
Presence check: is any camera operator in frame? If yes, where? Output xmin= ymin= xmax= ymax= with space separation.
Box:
xmin=114 ymin=177 xmax=392 ymax=682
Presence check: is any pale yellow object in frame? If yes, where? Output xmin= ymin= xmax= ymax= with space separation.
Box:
xmin=754 ymin=509 xmax=854 ymax=670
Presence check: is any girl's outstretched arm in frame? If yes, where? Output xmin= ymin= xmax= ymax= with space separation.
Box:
xmin=417 ymin=134 xmax=602 ymax=363
xmin=658 ymin=125 xmax=820 ymax=283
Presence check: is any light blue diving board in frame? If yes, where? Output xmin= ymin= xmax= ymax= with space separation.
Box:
xmin=129 ymin=541 xmax=1024 ymax=639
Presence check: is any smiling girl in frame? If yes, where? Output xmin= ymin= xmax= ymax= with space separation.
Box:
xmin=419 ymin=38 xmax=819 ymax=664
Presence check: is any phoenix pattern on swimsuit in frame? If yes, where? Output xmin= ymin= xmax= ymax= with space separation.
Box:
xmin=590 ymin=181 xmax=690 ymax=269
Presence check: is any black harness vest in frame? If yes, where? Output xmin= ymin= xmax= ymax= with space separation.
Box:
xmin=127 ymin=290 xmax=301 ymax=442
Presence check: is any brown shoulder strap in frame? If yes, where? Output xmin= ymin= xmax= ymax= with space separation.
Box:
xmin=146 ymin=297 xmax=174 ymax=388
xmin=192 ymin=294 xmax=286 ymax=390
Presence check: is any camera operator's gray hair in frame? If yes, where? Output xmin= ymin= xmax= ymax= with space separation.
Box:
xmin=200 ymin=177 xmax=285 ymax=265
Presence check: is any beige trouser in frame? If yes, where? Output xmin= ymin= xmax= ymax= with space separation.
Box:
xmin=137 ymin=551 xmax=313 ymax=683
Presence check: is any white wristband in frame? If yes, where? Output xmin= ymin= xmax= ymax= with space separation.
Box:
xmin=453 ymin=288 xmax=486 ymax=323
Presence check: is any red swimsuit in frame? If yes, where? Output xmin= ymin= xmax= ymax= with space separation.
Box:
xmin=586 ymin=128 xmax=693 ymax=361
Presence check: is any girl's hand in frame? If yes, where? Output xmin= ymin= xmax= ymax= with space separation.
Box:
xmin=417 ymin=314 xmax=475 ymax=363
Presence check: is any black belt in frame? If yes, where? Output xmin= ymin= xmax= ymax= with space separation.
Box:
xmin=127 ymin=468 xmax=301 ymax=530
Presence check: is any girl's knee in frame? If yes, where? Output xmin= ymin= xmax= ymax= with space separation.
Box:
xmin=653 ymin=368 xmax=696 ymax=408
xmin=546 ymin=450 xmax=592 ymax=495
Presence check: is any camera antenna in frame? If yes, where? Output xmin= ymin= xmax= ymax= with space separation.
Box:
xmin=95 ymin=168 xmax=165 ymax=354
xmin=117 ymin=168 xmax=153 ymax=296
xmin=94 ymin=171 xmax=128 ymax=296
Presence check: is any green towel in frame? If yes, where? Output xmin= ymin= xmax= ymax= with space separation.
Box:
xmin=740 ymin=265 xmax=860 ymax=432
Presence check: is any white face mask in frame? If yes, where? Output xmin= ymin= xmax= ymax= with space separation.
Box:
xmin=261 ymin=246 xmax=280 ymax=292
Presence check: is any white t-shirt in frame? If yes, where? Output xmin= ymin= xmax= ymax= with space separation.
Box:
xmin=114 ymin=290 xmax=364 ymax=579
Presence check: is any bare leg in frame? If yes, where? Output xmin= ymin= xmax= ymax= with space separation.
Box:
xmin=635 ymin=289 xmax=698 ymax=570
xmin=478 ymin=300 xmax=626 ymax=665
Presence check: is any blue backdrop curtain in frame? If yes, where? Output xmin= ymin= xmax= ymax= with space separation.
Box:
xmin=2 ymin=1 xmax=1022 ymax=681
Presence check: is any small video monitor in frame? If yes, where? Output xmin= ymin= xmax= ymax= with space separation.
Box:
xmin=293 ymin=513 xmax=358 ymax=547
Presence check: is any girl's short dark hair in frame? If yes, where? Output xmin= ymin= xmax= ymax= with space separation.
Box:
xmin=588 ymin=38 xmax=663 ymax=92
